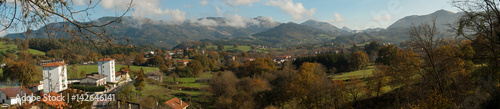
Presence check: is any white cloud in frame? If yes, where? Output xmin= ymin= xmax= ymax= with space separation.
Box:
xmin=225 ymin=0 xmax=260 ymax=6
xmin=371 ymin=14 xmax=392 ymax=21
xmin=199 ymin=0 xmax=209 ymax=6
xmin=216 ymin=6 xmax=223 ymax=16
xmin=100 ymin=0 xmax=187 ymax=23
xmin=265 ymin=0 xmax=316 ymax=20
xmin=101 ymin=0 xmax=131 ymax=10
xmin=189 ymin=18 xmax=220 ymax=27
xmin=188 ymin=15 xmax=278 ymax=28
xmin=334 ymin=13 xmax=344 ymax=22
xmin=166 ymin=9 xmax=187 ymax=23
xmin=73 ymin=0 xmax=86 ymax=5
xmin=225 ymin=14 xmax=259 ymax=28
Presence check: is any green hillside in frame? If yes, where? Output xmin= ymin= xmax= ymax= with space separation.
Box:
xmin=252 ymin=22 xmax=336 ymax=46
xmin=0 ymin=42 xmax=46 ymax=55
xmin=207 ymin=45 xmax=252 ymax=52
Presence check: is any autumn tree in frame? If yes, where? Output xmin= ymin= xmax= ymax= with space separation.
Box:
xmin=210 ymin=71 xmax=239 ymax=108
xmin=409 ymin=20 xmax=466 ymax=94
xmin=157 ymin=49 xmax=164 ymax=56
xmin=134 ymin=53 xmax=146 ymax=66
xmin=70 ymin=64 xmax=78 ymax=78
xmin=207 ymin=51 xmax=220 ymax=60
xmin=218 ymin=44 xmax=225 ymax=51
xmin=187 ymin=60 xmax=204 ymax=77
xmin=240 ymin=58 xmax=276 ymax=77
xmin=80 ymin=71 xmax=87 ymax=79
xmin=388 ymin=50 xmax=421 ymax=87
xmin=366 ymin=65 xmax=390 ymax=99
xmin=376 ymin=44 xmax=398 ymax=65
xmin=87 ymin=53 xmax=103 ymax=63
xmin=2 ymin=59 xmax=39 ymax=86
xmin=159 ymin=64 xmax=169 ymax=74
xmin=346 ymin=76 xmax=366 ymax=106
xmin=350 ymin=51 xmax=369 ymax=70
xmin=148 ymin=55 xmax=165 ymax=66
xmin=134 ymin=68 xmax=146 ymax=93
xmin=284 ymin=62 xmax=322 ymax=108
xmin=240 ymin=52 xmax=248 ymax=58
xmin=192 ymin=54 xmax=213 ymax=71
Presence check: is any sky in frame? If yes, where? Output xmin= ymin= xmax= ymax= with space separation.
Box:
xmin=2 ymin=0 xmax=460 ymax=36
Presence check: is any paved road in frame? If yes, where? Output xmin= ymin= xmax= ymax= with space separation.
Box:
xmin=92 ymin=80 xmax=134 ymax=109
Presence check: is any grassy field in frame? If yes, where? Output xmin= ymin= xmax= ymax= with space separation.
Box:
xmin=331 ymin=66 xmax=375 ymax=80
xmin=0 ymin=42 xmax=46 ymax=55
xmin=0 ymin=64 xmax=158 ymax=82
xmin=207 ymin=45 xmax=252 ymax=52
xmin=66 ymin=64 xmax=158 ymax=79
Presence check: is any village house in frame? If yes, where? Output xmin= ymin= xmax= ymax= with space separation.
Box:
xmin=168 ymin=51 xmax=175 ymax=56
xmin=165 ymin=55 xmax=172 ymax=60
xmin=165 ymin=97 xmax=188 ymax=109
xmin=179 ymin=60 xmax=190 ymax=66
xmin=115 ymin=69 xmax=131 ymax=82
xmin=29 ymin=82 xmax=43 ymax=93
xmin=241 ymin=58 xmax=255 ymax=63
xmin=0 ymin=87 xmax=34 ymax=105
xmin=39 ymin=59 xmax=65 ymax=66
xmin=42 ymin=62 xmax=68 ymax=94
xmin=226 ymin=55 xmax=236 ymax=61
xmin=98 ymin=58 xmax=116 ymax=83
xmin=147 ymin=72 xmax=164 ymax=82
xmin=273 ymin=55 xmax=292 ymax=64
xmin=80 ymin=73 xmax=107 ymax=86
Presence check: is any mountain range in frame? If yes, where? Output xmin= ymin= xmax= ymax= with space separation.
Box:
xmin=5 ymin=9 xmax=465 ymax=48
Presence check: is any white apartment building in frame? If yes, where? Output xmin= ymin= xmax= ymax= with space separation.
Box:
xmin=98 ymin=58 xmax=116 ymax=83
xmin=42 ymin=62 xmax=68 ymax=94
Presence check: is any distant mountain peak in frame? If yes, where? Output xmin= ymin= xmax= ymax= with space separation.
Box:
xmin=342 ymin=26 xmax=351 ymax=31
xmin=431 ymin=9 xmax=454 ymax=15
xmin=300 ymin=20 xmax=340 ymax=32
xmin=387 ymin=9 xmax=463 ymax=29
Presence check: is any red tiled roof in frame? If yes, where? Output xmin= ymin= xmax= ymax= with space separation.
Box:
xmin=41 ymin=92 xmax=68 ymax=109
xmin=116 ymin=69 xmax=129 ymax=76
xmin=41 ymin=62 xmax=67 ymax=67
xmin=98 ymin=58 xmax=115 ymax=61
xmin=179 ymin=60 xmax=190 ymax=63
xmin=165 ymin=97 xmax=188 ymax=109
xmin=31 ymin=84 xmax=42 ymax=87
xmin=0 ymin=86 xmax=34 ymax=98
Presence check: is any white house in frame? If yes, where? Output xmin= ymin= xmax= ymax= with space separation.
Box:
xmin=98 ymin=58 xmax=116 ymax=83
xmin=0 ymin=87 xmax=34 ymax=105
xmin=42 ymin=62 xmax=68 ymax=94
xmin=80 ymin=73 xmax=107 ymax=86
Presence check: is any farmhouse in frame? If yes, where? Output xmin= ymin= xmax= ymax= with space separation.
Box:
xmin=0 ymin=87 xmax=34 ymax=105
xmin=179 ymin=60 xmax=190 ymax=66
xmin=98 ymin=58 xmax=116 ymax=83
xmin=39 ymin=59 xmax=65 ymax=66
xmin=241 ymin=58 xmax=255 ymax=63
xmin=115 ymin=69 xmax=131 ymax=82
xmin=80 ymin=73 xmax=107 ymax=86
xmin=42 ymin=62 xmax=68 ymax=94
xmin=147 ymin=72 xmax=164 ymax=82
xmin=164 ymin=97 xmax=188 ymax=109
